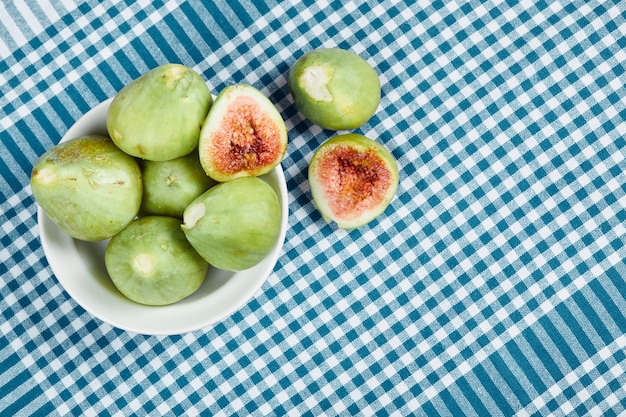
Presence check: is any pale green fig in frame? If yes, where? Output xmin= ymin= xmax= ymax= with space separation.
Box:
xmin=31 ymin=135 xmax=142 ymax=241
xmin=107 ymin=63 xmax=212 ymax=161
xmin=198 ymin=84 xmax=287 ymax=182
xmin=140 ymin=152 xmax=217 ymax=218
xmin=308 ymin=134 xmax=398 ymax=229
xmin=289 ymin=48 xmax=380 ymax=130
xmin=181 ymin=177 xmax=281 ymax=271
xmin=105 ymin=216 xmax=208 ymax=306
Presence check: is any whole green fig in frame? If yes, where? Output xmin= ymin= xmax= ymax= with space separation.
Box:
xmin=105 ymin=216 xmax=208 ymax=306
xmin=181 ymin=177 xmax=282 ymax=271
xmin=31 ymin=135 xmax=142 ymax=241
xmin=140 ymin=152 xmax=217 ymax=218
xmin=289 ymin=48 xmax=380 ymax=130
xmin=107 ymin=63 xmax=212 ymax=161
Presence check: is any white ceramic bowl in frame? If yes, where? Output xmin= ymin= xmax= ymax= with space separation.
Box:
xmin=38 ymin=98 xmax=288 ymax=335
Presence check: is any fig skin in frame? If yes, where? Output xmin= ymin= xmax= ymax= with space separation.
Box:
xmin=140 ymin=152 xmax=217 ymax=218
xmin=107 ymin=63 xmax=212 ymax=161
xmin=105 ymin=216 xmax=208 ymax=306
xmin=308 ymin=133 xmax=398 ymax=229
xmin=198 ymin=84 xmax=288 ymax=182
xmin=31 ymin=135 xmax=143 ymax=241
xmin=181 ymin=177 xmax=282 ymax=271
xmin=289 ymin=48 xmax=380 ymax=130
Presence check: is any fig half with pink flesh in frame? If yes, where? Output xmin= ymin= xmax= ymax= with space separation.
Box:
xmin=198 ymin=84 xmax=288 ymax=182
xmin=308 ymin=133 xmax=398 ymax=229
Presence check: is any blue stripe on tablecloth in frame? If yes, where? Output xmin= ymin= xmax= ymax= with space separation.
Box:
xmin=145 ymin=24 xmax=180 ymax=65
xmin=455 ymin=376 xmax=495 ymax=416
xmin=497 ymin=350 xmax=534 ymax=405
xmin=164 ymin=12 xmax=206 ymax=64
xmin=0 ymin=371 xmax=57 ymax=417
xmin=560 ymin=299 xmax=605 ymax=359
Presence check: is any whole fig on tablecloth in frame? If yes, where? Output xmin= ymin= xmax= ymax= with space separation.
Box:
xmin=289 ymin=48 xmax=380 ymax=130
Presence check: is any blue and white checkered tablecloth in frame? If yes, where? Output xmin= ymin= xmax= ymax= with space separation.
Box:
xmin=2 ymin=0 xmax=626 ymax=415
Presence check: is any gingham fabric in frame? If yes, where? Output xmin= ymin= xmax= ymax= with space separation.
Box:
xmin=2 ymin=0 xmax=626 ymax=415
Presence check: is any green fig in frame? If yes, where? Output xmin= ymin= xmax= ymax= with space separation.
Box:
xmin=107 ymin=63 xmax=212 ymax=161
xmin=289 ymin=48 xmax=380 ymax=130
xmin=140 ymin=152 xmax=217 ymax=218
xmin=198 ymin=84 xmax=288 ymax=182
xmin=181 ymin=177 xmax=282 ymax=271
xmin=308 ymin=133 xmax=398 ymax=229
xmin=105 ymin=216 xmax=208 ymax=306
xmin=31 ymin=135 xmax=142 ymax=241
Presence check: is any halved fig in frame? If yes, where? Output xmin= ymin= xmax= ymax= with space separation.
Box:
xmin=31 ymin=135 xmax=142 ymax=241
xmin=107 ymin=63 xmax=212 ymax=161
xmin=289 ymin=48 xmax=380 ymax=130
xmin=198 ymin=84 xmax=288 ymax=182
xmin=105 ymin=216 xmax=208 ymax=306
xmin=308 ymin=133 xmax=398 ymax=229
xmin=181 ymin=176 xmax=281 ymax=271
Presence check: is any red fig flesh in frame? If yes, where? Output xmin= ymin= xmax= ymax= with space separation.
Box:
xmin=198 ymin=84 xmax=287 ymax=182
xmin=309 ymin=134 xmax=398 ymax=229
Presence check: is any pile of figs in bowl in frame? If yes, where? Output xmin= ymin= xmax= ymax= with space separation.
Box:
xmin=34 ymin=49 xmax=400 ymax=335
xmin=34 ymin=64 xmax=288 ymax=335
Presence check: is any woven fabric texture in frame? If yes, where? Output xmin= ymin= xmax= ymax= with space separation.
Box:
xmin=2 ymin=1 xmax=626 ymax=415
